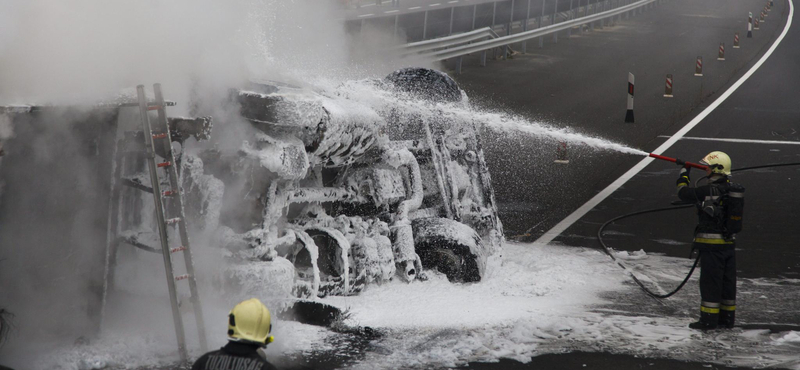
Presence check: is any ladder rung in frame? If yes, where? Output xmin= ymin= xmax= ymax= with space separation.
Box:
xmin=162 ymin=190 xmax=176 ymax=197
xmin=166 ymin=217 xmax=182 ymax=225
xmin=147 ymin=105 xmax=163 ymax=111
xmin=157 ymin=161 xmax=171 ymax=168
xmin=175 ymin=274 xmax=189 ymax=281
xmin=170 ymin=246 xmax=187 ymax=253
xmin=152 ymin=132 xmax=168 ymax=140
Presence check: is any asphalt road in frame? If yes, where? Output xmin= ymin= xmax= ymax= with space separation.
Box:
xmin=443 ymin=0 xmax=798 ymax=368
xmin=452 ymin=0 xmax=792 ymax=280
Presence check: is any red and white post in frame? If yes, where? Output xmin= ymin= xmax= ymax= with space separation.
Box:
xmin=755 ymin=17 xmax=760 ymax=30
xmin=695 ymin=56 xmax=703 ymax=76
xmin=555 ymin=141 xmax=569 ymax=164
xmin=734 ymin=32 xmax=740 ymax=48
xmin=718 ymin=42 xmax=725 ymax=60
xmin=664 ymin=74 xmax=673 ymax=98
xmin=760 ymin=10 xmax=765 ymax=22
xmin=747 ymin=12 xmax=753 ymax=38
xmin=625 ymin=72 xmax=635 ymax=123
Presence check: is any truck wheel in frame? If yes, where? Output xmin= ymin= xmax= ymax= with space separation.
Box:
xmin=411 ymin=218 xmax=483 ymax=283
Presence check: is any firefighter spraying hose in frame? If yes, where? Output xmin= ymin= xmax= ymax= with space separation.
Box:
xmin=598 ymin=151 xmax=800 ymax=330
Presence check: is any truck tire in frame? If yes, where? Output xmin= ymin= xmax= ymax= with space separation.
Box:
xmin=411 ymin=218 xmax=484 ymax=283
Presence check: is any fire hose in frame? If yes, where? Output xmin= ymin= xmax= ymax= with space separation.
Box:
xmin=597 ymin=154 xmax=800 ymax=299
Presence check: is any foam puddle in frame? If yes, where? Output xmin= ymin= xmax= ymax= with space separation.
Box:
xmin=326 ymin=78 xmax=648 ymax=157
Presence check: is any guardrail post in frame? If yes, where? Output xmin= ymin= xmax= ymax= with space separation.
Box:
xmin=553 ymin=0 xmax=558 ymax=43
xmin=599 ymin=0 xmax=605 ymax=28
xmin=422 ymin=10 xmax=429 ymax=40
xmin=510 ymin=0 xmax=516 ymax=35
xmin=457 ymin=57 xmax=463 ymax=74
xmin=508 ymin=0 xmax=515 ymax=57
xmin=568 ymin=0 xmax=574 ymax=36
xmin=492 ymin=2 xmax=497 ymax=28
xmin=590 ymin=0 xmax=595 ymax=31
xmin=539 ymin=0 xmax=546 ymax=48
xmin=625 ymin=0 xmax=630 ymax=19
xmin=481 ymin=50 xmax=487 ymax=66
xmin=523 ymin=0 xmax=531 ymax=52
xmin=472 ymin=4 xmax=478 ymax=30
xmin=449 ymin=7 xmax=455 ymax=35
xmin=394 ymin=15 xmax=399 ymax=38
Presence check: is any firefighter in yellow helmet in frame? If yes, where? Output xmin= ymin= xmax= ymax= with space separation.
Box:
xmin=676 ymin=151 xmax=744 ymax=330
xmin=192 ymin=298 xmax=278 ymax=370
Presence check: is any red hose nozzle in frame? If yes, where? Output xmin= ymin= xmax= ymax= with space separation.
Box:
xmin=649 ymin=153 xmax=709 ymax=171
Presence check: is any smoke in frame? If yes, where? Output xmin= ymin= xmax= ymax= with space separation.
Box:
xmin=0 ymin=0 xmax=423 ymax=367
xmin=0 ymin=0 xmax=420 ymax=108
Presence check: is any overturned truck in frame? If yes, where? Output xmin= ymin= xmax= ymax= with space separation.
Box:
xmin=184 ymin=68 xmax=504 ymax=297
xmin=1 ymin=68 xmax=504 ymax=309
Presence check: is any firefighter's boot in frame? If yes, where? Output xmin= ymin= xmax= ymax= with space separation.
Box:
xmin=689 ymin=310 xmax=718 ymax=331
xmin=718 ymin=301 xmax=736 ymax=329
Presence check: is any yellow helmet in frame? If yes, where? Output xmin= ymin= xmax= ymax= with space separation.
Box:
xmin=227 ymin=298 xmax=274 ymax=346
xmin=700 ymin=151 xmax=731 ymax=176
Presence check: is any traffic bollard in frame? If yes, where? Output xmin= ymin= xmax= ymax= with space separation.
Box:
xmin=625 ymin=73 xmax=635 ymax=123
xmin=555 ymin=142 xmax=569 ymax=164
xmin=664 ymin=74 xmax=673 ymax=98
xmin=734 ymin=32 xmax=740 ymax=48
xmin=695 ymin=56 xmax=703 ymax=77
xmin=718 ymin=43 xmax=725 ymax=60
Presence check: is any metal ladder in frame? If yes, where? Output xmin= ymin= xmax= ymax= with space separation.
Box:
xmin=135 ymin=83 xmax=208 ymax=361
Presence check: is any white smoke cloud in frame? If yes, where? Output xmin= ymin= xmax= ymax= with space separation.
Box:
xmin=0 ymin=0 xmax=415 ymax=108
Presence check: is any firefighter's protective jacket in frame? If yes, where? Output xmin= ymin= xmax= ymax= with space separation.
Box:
xmin=677 ymin=176 xmax=744 ymax=249
xmin=192 ymin=342 xmax=278 ymax=370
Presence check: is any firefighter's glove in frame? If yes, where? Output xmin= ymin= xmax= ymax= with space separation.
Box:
xmin=676 ymin=167 xmax=690 ymax=187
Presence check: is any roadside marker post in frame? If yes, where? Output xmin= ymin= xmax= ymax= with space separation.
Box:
xmin=734 ymin=32 xmax=740 ymax=48
xmin=555 ymin=142 xmax=570 ymax=164
xmin=625 ymin=73 xmax=635 ymax=123
xmin=748 ymin=12 xmax=753 ymax=37
xmin=695 ymin=56 xmax=703 ymax=76
xmin=664 ymin=74 xmax=674 ymax=98
xmin=755 ymin=17 xmax=760 ymax=29
xmin=718 ymin=43 xmax=725 ymax=60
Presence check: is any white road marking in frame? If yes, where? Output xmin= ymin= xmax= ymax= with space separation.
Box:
xmin=430 ymin=3 xmax=442 ymax=6
xmin=358 ymin=13 xmax=375 ymax=17
xmin=448 ymin=0 xmax=460 ymax=3
xmin=385 ymin=9 xmax=399 ymax=13
xmin=657 ymin=136 xmax=800 ymax=145
xmin=535 ymin=0 xmax=795 ymax=246
xmin=409 ymin=6 xmax=422 ymax=9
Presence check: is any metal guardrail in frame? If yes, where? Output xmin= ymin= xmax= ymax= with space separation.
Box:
xmin=402 ymin=27 xmax=501 ymax=55
xmin=407 ymin=0 xmax=657 ymax=62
